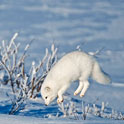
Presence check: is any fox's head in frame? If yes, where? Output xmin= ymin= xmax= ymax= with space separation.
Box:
xmin=41 ymin=86 xmax=57 ymax=106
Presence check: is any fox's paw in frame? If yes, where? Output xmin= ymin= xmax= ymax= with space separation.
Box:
xmin=80 ymin=94 xmax=84 ymax=98
xmin=57 ymin=98 xmax=64 ymax=104
xmin=74 ymin=92 xmax=78 ymax=96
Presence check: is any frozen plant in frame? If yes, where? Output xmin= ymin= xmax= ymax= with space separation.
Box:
xmin=82 ymin=101 xmax=89 ymax=120
xmin=58 ymin=102 xmax=68 ymax=117
xmin=0 ymin=33 xmax=20 ymax=92
xmin=58 ymin=101 xmax=79 ymax=119
xmin=10 ymin=45 xmax=57 ymax=114
xmin=88 ymin=47 xmax=105 ymax=57
xmin=86 ymin=101 xmax=124 ymax=120
xmin=76 ymin=44 xmax=105 ymax=58
xmin=0 ymin=33 xmax=58 ymax=114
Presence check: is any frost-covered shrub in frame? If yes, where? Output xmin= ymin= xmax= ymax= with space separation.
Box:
xmin=82 ymin=101 xmax=124 ymax=120
xmin=58 ymin=101 xmax=79 ymax=120
xmin=58 ymin=99 xmax=124 ymax=120
xmin=0 ymin=33 xmax=58 ymax=114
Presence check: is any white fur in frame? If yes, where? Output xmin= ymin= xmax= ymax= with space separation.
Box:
xmin=41 ymin=51 xmax=111 ymax=105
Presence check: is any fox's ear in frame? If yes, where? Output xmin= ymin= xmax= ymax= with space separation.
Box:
xmin=45 ymin=86 xmax=51 ymax=92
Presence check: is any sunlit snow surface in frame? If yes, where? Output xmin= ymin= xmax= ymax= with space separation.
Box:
xmin=0 ymin=0 xmax=124 ymax=123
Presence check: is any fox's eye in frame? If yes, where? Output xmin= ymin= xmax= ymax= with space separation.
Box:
xmin=45 ymin=96 xmax=48 ymax=99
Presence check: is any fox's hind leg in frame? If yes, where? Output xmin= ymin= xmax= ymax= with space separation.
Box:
xmin=74 ymin=81 xmax=84 ymax=96
xmin=80 ymin=80 xmax=89 ymax=97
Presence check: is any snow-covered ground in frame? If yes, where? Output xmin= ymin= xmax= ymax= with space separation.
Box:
xmin=0 ymin=0 xmax=124 ymax=123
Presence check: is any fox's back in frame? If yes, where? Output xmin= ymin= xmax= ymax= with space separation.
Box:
xmin=44 ymin=51 xmax=94 ymax=85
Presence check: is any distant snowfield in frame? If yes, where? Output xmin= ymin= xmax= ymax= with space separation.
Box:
xmin=0 ymin=0 xmax=124 ymax=123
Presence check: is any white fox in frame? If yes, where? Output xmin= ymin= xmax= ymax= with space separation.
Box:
xmin=41 ymin=51 xmax=111 ymax=105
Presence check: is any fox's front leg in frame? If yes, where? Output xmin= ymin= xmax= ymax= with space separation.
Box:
xmin=57 ymin=94 xmax=63 ymax=104
xmin=57 ymin=84 xmax=69 ymax=104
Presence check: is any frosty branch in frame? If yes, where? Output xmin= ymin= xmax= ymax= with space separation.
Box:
xmin=0 ymin=33 xmax=58 ymax=114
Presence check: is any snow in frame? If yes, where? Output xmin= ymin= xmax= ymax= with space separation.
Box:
xmin=1 ymin=114 xmax=124 ymax=124
xmin=0 ymin=0 xmax=124 ymax=123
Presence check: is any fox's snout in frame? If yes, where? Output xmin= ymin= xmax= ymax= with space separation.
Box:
xmin=45 ymin=103 xmax=48 ymax=106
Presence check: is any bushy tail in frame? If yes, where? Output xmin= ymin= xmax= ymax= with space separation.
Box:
xmin=91 ymin=61 xmax=111 ymax=84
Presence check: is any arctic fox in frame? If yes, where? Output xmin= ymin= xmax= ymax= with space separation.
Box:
xmin=41 ymin=51 xmax=111 ymax=105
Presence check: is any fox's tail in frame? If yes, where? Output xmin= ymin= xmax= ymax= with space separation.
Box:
xmin=91 ymin=61 xmax=111 ymax=84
